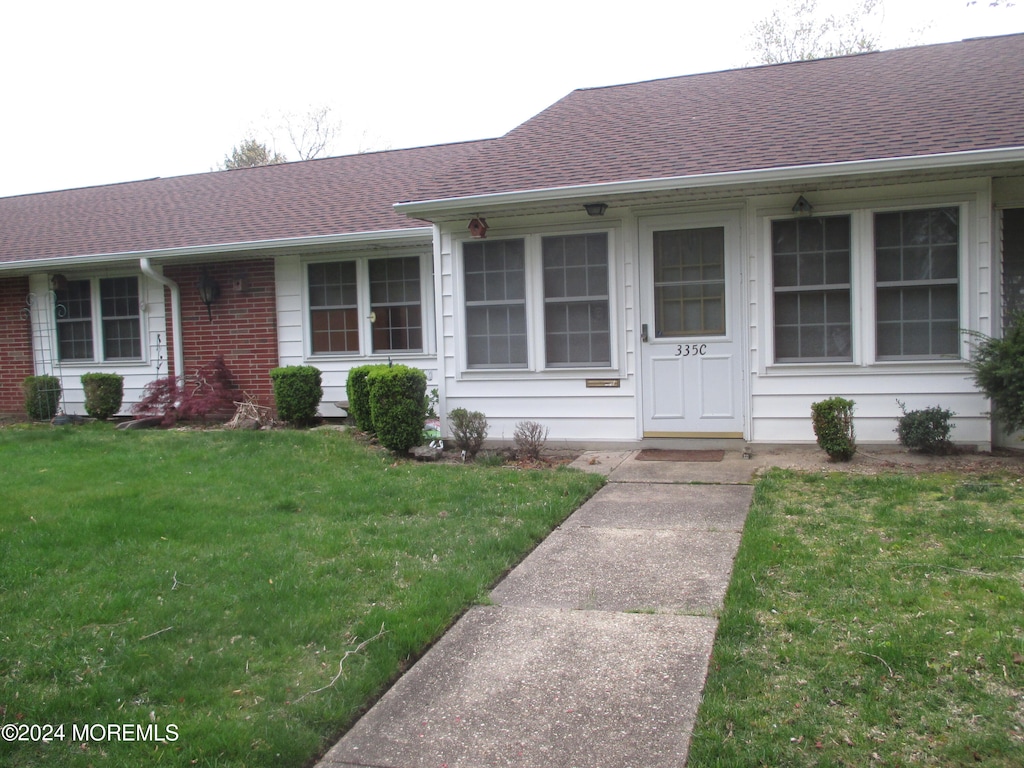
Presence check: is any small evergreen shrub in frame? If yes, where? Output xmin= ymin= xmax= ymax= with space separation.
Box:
xmin=895 ymin=399 xmax=956 ymax=454
xmin=367 ymin=365 xmax=427 ymax=453
xmin=81 ymin=373 xmax=124 ymax=420
xmin=23 ymin=375 xmax=61 ymax=421
xmin=811 ymin=396 xmax=856 ymax=461
xmin=346 ymin=364 xmax=386 ymax=432
xmin=270 ymin=365 xmax=323 ymax=427
xmin=513 ymin=420 xmax=549 ymax=461
xmin=968 ymin=312 xmax=1024 ymax=435
xmin=448 ymin=408 xmax=488 ymax=459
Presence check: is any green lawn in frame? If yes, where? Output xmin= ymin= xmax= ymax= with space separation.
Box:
xmin=690 ymin=469 xmax=1024 ymax=767
xmin=0 ymin=424 xmax=603 ymax=767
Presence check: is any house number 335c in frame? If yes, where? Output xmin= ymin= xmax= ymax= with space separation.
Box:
xmin=675 ymin=343 xmax=708 ymax=357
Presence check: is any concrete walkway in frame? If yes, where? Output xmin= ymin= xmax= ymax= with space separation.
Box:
xmin=316 ymin=451 xmax=757 ymax=768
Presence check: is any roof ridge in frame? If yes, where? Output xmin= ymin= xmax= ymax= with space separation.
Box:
xmin=570 ymin=31 xmax=1024 ymax=95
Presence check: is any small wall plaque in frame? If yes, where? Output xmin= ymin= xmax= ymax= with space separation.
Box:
xmin=585 ymin=379 xmax=621 ymax=388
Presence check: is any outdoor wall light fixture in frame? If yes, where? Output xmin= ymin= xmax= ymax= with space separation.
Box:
xmin=584 ymin=202 xmax=608 ymax=217
xmin=468 ymin=217 xmax=488 ymax=238
xmin=792 ymin=195 xmax=814 ymax=216
xmin=198 ymin=270 xmax=220 ymax=321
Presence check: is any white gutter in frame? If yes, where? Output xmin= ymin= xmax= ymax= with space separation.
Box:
xmin=394 ymin=146 xmax=1024 ymax=217
xmin=139 ymin=258 xmax=184 ymax=385
xmin=0 ymin=227 xmax=433 ymax=273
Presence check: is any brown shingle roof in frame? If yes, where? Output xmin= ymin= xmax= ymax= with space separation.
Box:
xmin=429 ymin=33 xmax=1024 ymax=198
xmin=0 ymin=140 xmax=488 ymax=263
xmin=2 ymin=34 xmax=1022 ymax=265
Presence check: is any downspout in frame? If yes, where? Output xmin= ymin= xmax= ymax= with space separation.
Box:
xmin=139 ymin=258 xmax=184 ymax=384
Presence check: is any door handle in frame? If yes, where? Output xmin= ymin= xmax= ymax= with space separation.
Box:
xmin=641 ymin=323 xmax=649 ymax=342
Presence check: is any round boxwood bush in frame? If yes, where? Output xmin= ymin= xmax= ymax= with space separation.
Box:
xmin=346 ymin=364 xmax=387 ymax=432
xmin=81 ymin=373 xmax=124 ymax=420
xmin=367 ymin=365 xmax=427 ymax=453
xmin=895 ymin=399 xmax=955 ymax=454
xmin=270 ymin=365 xmax=323 ymax=426
xmin=23 ymin=375 xmax=62 ymax=421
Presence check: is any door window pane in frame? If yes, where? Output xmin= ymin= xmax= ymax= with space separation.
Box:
xmin=654 ymin=227 xmax=726 ymax=336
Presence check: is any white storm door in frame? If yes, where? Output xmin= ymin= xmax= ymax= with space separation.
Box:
xmin=639 ymin=212 xmax=744 ymax=437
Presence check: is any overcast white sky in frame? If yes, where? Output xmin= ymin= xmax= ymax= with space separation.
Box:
xmin=1 ymin=0 xmax=1022 ymax=199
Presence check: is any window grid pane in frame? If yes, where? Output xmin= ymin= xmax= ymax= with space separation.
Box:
xmin=1002 ymin=208 xmax=1024 ymax=330
xmin=875 ymin=208 xmax=960 ymax=359
xmin=100 ymin=277 xmax=141 ymax=360
xmin=464 ymin=240 xmax=528 ymax=368
xmin=543 ymin=233 xmax=610 ymax=367
xmin=654 ymin=227 xmax=726 ymax=336
xmin=369 ymin=257 xmax=422 ymax=352
xmin=55 ymin=280 xmax=94 ymax=361
xmin=772 ymin=216 xmax=852 ymax=363
xmin=309 ymin=262 xmax=359 ymax=354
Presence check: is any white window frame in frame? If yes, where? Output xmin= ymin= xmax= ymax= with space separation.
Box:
xmin=763 ymin=196 xmax=971 ymax=371
xmin=53 ymin=275 xmax=146 ymax=364
xmin=454 ymin=226 xmax=620 ymax=377
xmin=303 ymin=250 xmax=432 ymax=360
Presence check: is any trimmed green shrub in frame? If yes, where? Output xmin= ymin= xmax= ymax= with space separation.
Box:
xmin=270 ymin=365 xmax=323 ymax=427
xmin=23 ymin=375 xmax=61 ymax=421
xmin=895 ymin=400 xmax=955 ymax=454
xmin=448 ymin=408 xmax=489 ymax=459
xmin=367 ymin=365 xmax=427 ymax=453
xmin=968 ymin=312 xmax=1024 ymax=435
xmin=81 ymin=373 xmax=124 ymax=420
xmin=346 ymin=364 xmax=386 ymax=432
xmin=811 ymin=396 xmax=856 ymax=461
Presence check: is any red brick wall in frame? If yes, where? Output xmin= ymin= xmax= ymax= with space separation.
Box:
xmin=0 ymin=276 xmax=34 ymax=416
xmin=162 ymin=260 xmax=279 ymax=409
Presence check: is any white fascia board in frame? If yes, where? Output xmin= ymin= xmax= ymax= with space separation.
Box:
xmin=0 ymin=227 xmax=433 ymax=274
xmin=394 ymin=147 xmax=1024 ymax=219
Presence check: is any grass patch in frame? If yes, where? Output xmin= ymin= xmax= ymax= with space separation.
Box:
xmin=0 ymin=424 xmax=603 ymax=766
xmin=689 ymin=469 xmax=1024 ymax=767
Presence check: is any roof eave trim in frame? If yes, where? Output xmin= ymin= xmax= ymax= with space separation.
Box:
xmin=394 ymin=147 xmax=1024 ymax=217
xmin=0 ymin=227 xmax=433 ymax=272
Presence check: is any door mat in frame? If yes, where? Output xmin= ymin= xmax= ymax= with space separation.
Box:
xmin=635 ymin=449 xmax=725 ymax=462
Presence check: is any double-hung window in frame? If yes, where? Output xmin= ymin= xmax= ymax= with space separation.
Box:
xmin=772 ymin=216 xmax=852 ymax=362
xmin=875 ymin=207 xmax=960 ymax=359
xmin=463 ymin=232 xmax=612 ymax=371
xmin=55 ymin=277 xmax=142 ymax=362
xmin=542 ymin=233 xmax=610 ymax=367
xmin=770 ymin=205 xmax=962 ymax=364
xmin=464 ymin=240 xmax=528 ymax=368
xmin=308 ymin=254 xmax=424 ymax=356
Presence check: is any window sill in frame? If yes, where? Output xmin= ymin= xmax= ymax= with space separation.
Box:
xmin=306 ymin=351 xmax=433 ymax=363
xmin=763 ymin=358 xmax=969 ymax=376
xmin=458 ymin=366 xmax=623 ymax=382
